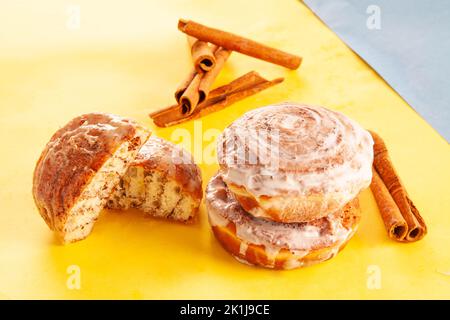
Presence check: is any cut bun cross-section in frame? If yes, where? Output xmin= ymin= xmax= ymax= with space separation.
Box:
xmin=32 ymin=113 xmax=151 ymax=243
xmin=107 ymin=137 xmax=203 ymax=222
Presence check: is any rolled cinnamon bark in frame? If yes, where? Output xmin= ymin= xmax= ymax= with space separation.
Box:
xmin=370 ymin=131 xmax=427 ymax=242
xmin=179 ymin=73 xmax=203 ymax=115
xmin=204 ymin=71 xmax=267 ymax=99
xmin=174 ymin=44 xmax=219 ymax=105
xmin=176 ymin=47 xmax=231 ymax=115
xmin=178 ymin=19 xmax=302 ymax=70
xmin=187 ymin=36 xmax=216 ymax=72
xmin=153 ymin=72 xmax=261 ymax=120
xmin=151 ymin=72 xmax=283 ymax=127
xmin=370 ymin=169 xmax=408 ymax=241
xmin=198 ymin=48 xmax=231 ymax=101
xmin=175 ymin=70 xmax=196 ymax=103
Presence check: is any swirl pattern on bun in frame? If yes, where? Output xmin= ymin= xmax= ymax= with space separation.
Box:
xmin=217 ymin=103 xmax=373 ymax=222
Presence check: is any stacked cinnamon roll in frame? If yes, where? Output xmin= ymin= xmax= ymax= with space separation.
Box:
xmin=206 ymin=103 xmax=374 ymax=269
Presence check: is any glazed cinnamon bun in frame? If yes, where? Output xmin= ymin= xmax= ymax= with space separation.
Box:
xmin=206 ymin=173 xmax=361 ymax=269
xmin=217 ymin=103 xmax=373 ymax=222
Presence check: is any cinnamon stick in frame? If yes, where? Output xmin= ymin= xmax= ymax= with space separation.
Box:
xmin=179 ymin=73 xmax=203 ymax=115
xmin=370 ymin=169 xmax=408 ymax=241
xmin=179 ymin=73 xmax=206 ymax=114
xmin=178 ymin=19 xmax=302 ymax=70
xmin=187 ymin=36 xmax=216 ymax=72
xmin=370 ymin=131 xmax=427 ymax=242
xmin=204 ymin=71 xmax=267 ymax=99
xmin=151 ymin=71 xmax=271 ymax=125
xmin=175 ymin=70 xmax=196 ymax=103
xmin=175 ymin=47 xmax=231 ymax=115
xmin=150 ymin=72 xmax=283 ymax=127
xmin=160 ymin=71 xmax=266 ymax=118
xmin=198 ymin=48 xmax=231 ymax=101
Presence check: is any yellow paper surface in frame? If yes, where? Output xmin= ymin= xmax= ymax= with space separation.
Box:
xmin=0 ymin=0 xmax=449 ymax=299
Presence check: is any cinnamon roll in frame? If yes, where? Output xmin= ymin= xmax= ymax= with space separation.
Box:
xmin=206 ymin=173 xmax=361 ymax=269
xmin=217 ymin=102 xmax=373 ymax=222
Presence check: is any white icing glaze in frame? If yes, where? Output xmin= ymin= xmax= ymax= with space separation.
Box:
xmin=239 ymin=242 xmax=248 ymax=256
xmin=217 ymin=103 xmax=373 ymax=210
xmin=137 ymin=136 xmax=194 ymax=167
xmin=206 ymin=174 xmax=357 ymax=254
xmin=207 ymin=201 xmax=230 ymax=227
xmin=283 ymin=258 xmax=303 ymax=270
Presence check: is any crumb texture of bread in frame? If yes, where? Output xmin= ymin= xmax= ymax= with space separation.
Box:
xmin=63 ymin=140 xmax=134 ymax=243
xmin=32 ymin=113 xmax=150 ymax=243
xmin=107 ymin=137 xmax=202 ymax=222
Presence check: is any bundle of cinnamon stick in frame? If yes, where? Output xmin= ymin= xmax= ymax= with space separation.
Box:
xmin=150 ymin=19 xmax=302 ymax=127
xmin=369 ymin=131 xmax=427 ymax=242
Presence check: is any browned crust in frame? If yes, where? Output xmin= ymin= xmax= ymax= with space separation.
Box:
xmin=32 ymin=113 xmax=150 ymax=233
xmin=211 ymin=202 xmax=360 ymax=269
xmin=227 ymin=182 xmax=342 ymax=223
xmin=212 ymin=225 xmax=356 ymax=269
xmin=131 ymin=137 xmax=203 ymax=201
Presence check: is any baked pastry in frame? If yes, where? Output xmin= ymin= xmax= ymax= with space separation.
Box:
xmin=107 ymin=137 xmax=202 ymax=222
xmin=217 ymin=102 xmax=373 ymax=222
xmin=32 ymin=113 xmax=151 ymax=243
xmin=206 ymin=174 xmax=361 ymax=269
